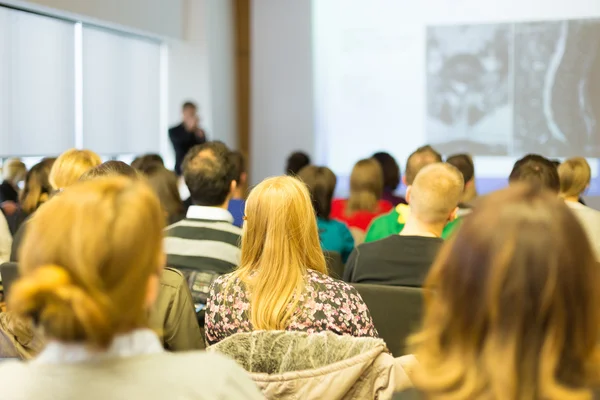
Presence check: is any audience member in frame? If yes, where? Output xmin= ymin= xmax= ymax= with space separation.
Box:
xmin=48 ymin=149 xmax=102 ymax=191
xmin=79 ymin=161 xmax=203 ymax=351
xmin=330 ymin=158 xmax=393 ymax=232
xmin=365 ymin=145 xmax=460 ymax=242
xmin=169 ymin=102 xmax=207 ymax=176
xmin=144 ymin=165 xmax=185 ymax=225
xmin=344 ymin=163 xmax=463 ymax=287
xmin=0 ymin=177 xmax=261 ymax=399
xmin=446 ymin=153 xmax=477 ymax=216
xmin=558 ymin=157 xmax=600 ymax=260
xmin=164 ymin=142 xmax=242 ymax=306
xmin=508 ymin=153 xmax=560 ymax=192
xmin=205 ymin=176 xmax=377 ymax=346
xmin=227 ymin=150 xmax=247 ymax=228
xmin=372 ymin=151 xmax=407 ymax=206
xmin=0 ymin=207 xmax=11 ymax=264
xmin=0 ymin=159 xmax=26 ymax=204
xmin=285 ymin=151 xmax=311 ymax=175
xmin=396 ymin=184 xmax=600 ymax=399
xmin=131 ymin=153 xmax=165 ymax=172
xmin=297 ymin=165 xmax=354 ymax=262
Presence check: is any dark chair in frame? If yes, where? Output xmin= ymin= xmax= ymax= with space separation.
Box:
xmin=324 ymin=251 xmax=344 ymax=279
xmin=0 ymin=263 xmax=19 ymax=299
xmin=352 ymin=283 xmax=424 ymax=357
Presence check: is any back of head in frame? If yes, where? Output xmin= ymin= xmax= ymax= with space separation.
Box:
xmin=183 ymin=141 xmax=232 ymax=206
xmin=347 ymin=158 xmax=384 ymax=214
xmin=50 ymin=149 xmax=102 ymax=190
xmin=20 ymin=161 xmax=53 ymax=214
xmin=285 ymin=151 xmax=311 ymax=175
xmin=10 ymin=177 xmax=165 ymax=349
xmin=297 ymin=165 xmax=337 ymax=219
xmin=446 ymin=154 xmax=475 ymax=183
xmin=409 ymin=163 xmax=464 ymax=224
xmin=145 ymin=165 xmax=183 ymax=217
xmin=405 ymin=146 xmax=443 ymax=185
xmin=372 ymin=152 xmax=401 ymax=191
xmin=509 ymin=154 xmax=560 ymax=193
xmin=131 ymin=154 xmax=165 ymax=174
xmin=3 ymin=158 xmax=27 ymax=183
xmin=411 ymin=184 xmax=600 ymax=399
xmin=80 ymin=161 xmax=140 ymax=181
xmin=235 ymin=176 xmax=326 ymax=330
xmin=558 ymin=157 xmax=591 ymax=198
xmin=228 ymin=150 xmax=247 ymax=184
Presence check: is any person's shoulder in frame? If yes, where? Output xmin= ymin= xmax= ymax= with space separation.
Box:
xmin=168 ymin=123 xmax=184 ymax=133
xmin=159 ymin=267 xmax=186 ymax=289
xmin=0 ymin=359 xmax=30 ymax=382
xmin=307 ymin=269 xmax=358 ymax=292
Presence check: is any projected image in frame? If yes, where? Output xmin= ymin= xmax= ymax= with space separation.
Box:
xmin=514 ymin=20 xmax=600 ymax=157
xmin=427 ymin=18 xmax=600 ymax=157
xmin=427 ymin=25 xmax=511 ymax=155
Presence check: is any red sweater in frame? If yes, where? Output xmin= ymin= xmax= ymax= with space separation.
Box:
xmin=330 ymin=199 xmax=393 ymax=231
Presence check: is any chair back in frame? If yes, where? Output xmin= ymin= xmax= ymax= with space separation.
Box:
xmin=351 ymin=283 xmax=423 ymax=357
xmin=0 ymin=263 xmax=19 ymax=299
xmin=324 ymin=251 xmax=344 ymax=279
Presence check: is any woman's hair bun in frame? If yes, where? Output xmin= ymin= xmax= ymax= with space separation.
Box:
xmin=9 ymin=264 xmax=114 ymax=348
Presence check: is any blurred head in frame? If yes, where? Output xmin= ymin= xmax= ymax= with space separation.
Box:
xmin=558 ymin=157 xmax=591 ymax=199
xmin=144 ymin=165 xmax=183 ymax=219
xmin=407 ymin=163 xmax=463 ymax=225
xmin=80 ymin=161 xmax=140 ymax=181
xmin=131 ymin=154 xmax=165 ymax=173
xmin=10 ymin=177 xmax=165 ymax=349
xmin=285 ymin=151 xmax=311 ymax=176
xmin=347 ymin=158 xmax=384 ymax=215
xmin=405 ymin=146 xmax=443 ymax=185
xmin=372 ymin=152 xmax=401 ymax=191
xmin=509 ymin=154 xmax=560 ymax=193
xmin=446 ymin=154 xmax=474 ymax=184
xmin=297 ymin=165 xmax=337 ymax=220
xmin=183 ymin=141 xmax=234 ymax=207
xmin=232 ymin=176 xmax=327 ymax=330
xmin=49 ymin=149 xmax=102 ymax=191
xmin=20 ymin=161 xmax=53 ymax=214
xmin=182 ymin=101 xmax=199 ymax=131
xmin=2 ymin=158 xmax=27 ymax=184
xmin=410 ymin=184 xmax=600 ymax=399
xmin=229 ymin=150 xmax=247 ymax=196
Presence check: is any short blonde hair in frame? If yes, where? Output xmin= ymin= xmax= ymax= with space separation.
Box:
xmin=2 ymin=158 xmax=27 ymax=183
xmin=10 ymin=177 xmax=165 ymax=349
xmin=229 ymin=176 xmax=327 ymax=330
xmin=409 ymin=163 xmax=464 ymax=224
xmin=49 ymin=149 xmax=102 ymax=190
xmin=558 ymin=157 xmax=591 ymax=198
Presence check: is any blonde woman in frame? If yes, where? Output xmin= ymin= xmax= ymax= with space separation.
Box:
xmin=49 ymin=148 xmax=102 ymax=191
xmin=205 ymin=176 xmax=377 ymax=346
xmin=558 ymin=157 xmax=600 ymax=260
xmin=0 ymin=177 xmax=262 ymax=399
xmin=396 ymin=184 xmax=600 ymax=399
xmin=330 ymin=158 xmax=393 ymax=231
xmin=0 ymin=158 xmax=26 ymax=203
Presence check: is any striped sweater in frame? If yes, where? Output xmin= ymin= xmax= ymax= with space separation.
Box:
xmin=164 ymin=206 xmax=242 ymax=275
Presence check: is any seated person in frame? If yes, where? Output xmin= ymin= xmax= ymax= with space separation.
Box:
xmin=395 ymin=184 xmax=600 ymax=399
xmin=331 ymin=158 xmax=393 ymax=232
xmin=446 ymin=153 xmax=477 ymax=216
xmin=508 ymin=154 xmax=560 ymax=193
xmin=365 ymin=145 xmax=460 ymax=242
xmin=227 ymin=150 xmax=247 ymax=228
xmin=372 ymin=151 xmax=407 ymax=206
xmin=297 ymin=165 xmax=354 ymax=262
xmin=558 ymin=157 xmax=600 ymax=260
xmin=285 ymin=151 xmax=311 ymax=175
xmin=0 ymin=159 xmax=26 ymax=204
xmin=0 ymin=177 xmax=261 ymax=399
xmin=344 ymin=163 xmax=463 ymax=287
xmin=205 ymin=176 xmax=377 ymax=346
xmin=164 ymin=142 xmax=242 ymax=307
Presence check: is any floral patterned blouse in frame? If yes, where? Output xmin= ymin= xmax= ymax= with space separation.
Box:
xmin=205 ymin=269 xmax=378 ymax=345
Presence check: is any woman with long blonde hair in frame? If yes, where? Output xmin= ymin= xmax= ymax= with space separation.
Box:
xmin=0 ymin=177 xmax=262 ymax=399
xmin=330 ymin=158 xmax=393 ymax=231
xmin=205 ymin=175 xmax=377 ymax=345
xmin=396 ymin=184 xmax=600 ymax=399
xmin=49 ymin=148 xmax=102 ymax=191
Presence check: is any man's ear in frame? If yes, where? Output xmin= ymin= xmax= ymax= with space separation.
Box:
xmin=402 ymin=176 xmax=407 ymax=186
xmin=240 ymin=172 xmax=248 ymax=186
xmin=448 ymin=207 xmax=458 ymax=222
xmin=405 ymin=186 xmax=412 ymax=204
xmin=230 ymin=180 xmax=237 ymax=195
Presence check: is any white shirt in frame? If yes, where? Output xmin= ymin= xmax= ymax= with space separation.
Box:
xmin=186 ymin=205 xmax=234 ymax=223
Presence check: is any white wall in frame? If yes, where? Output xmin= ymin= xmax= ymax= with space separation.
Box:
xmin=250 ymin=0 xmax=315 ymax=183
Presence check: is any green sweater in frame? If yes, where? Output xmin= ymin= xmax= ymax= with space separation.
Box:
xmin=364 ymin=206 xmax=462 ymax=243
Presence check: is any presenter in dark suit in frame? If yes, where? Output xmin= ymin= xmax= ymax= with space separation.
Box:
xmin=169 ymin=102 xmax=207 ymax=175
